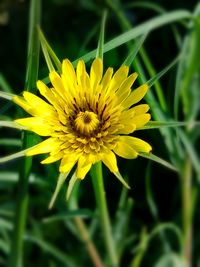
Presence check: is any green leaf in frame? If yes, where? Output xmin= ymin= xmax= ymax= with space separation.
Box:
xmin=0 ymin=73 xmax=13 ymax=93
xmin=25 ymin=235 xmax=76 ymax=267
xmin=42 ymin=209 xmax=93 ymax=224
xmin=114 ymin=172 xmax=131 ymax=189
xmin=178 ymin=129 xmax=200 ymax=176
xmin=0 ymin=91 xmax=15 ymax=101
xmin=66 ymin=172 xmax=79 ymax=201
xmin=48 ymin=172 xmax=69 ymax=209
xmin=139 ymin=120 xmax=199 ymax=130
xmin=149 ymin=223 xmax=183 ymax=250
xmin=8 ymin=1 xmax=41 ymax=266
xmin=154 ymin=253 xmax=187 ymax=267
xmin=147 ymin=54 xmax=180 ymax=88
xmin=139 ymin=153 xmax=178 ymax=172
xmin=38 ymin=28 xmax=61 ymax=72
xmin=122 ymin=32 xmax=148 ymax=67
xmin=0 ymin=121 xmax=26 ymax=130
xmin=0 ymin=138 xmax=21 ymax=147
xmin=96 ymin=10 xmax=107 ymax=60
xmin=73 ymin=10 xmax=191 ymax=65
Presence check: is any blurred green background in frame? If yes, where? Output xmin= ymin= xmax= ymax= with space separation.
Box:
xmin=0 ymin=0 xmax=200 ymax=267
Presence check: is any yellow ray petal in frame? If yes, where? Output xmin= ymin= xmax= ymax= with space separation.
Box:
xmin=26 ymin=138 xmax=59 ymax=156
xmin=116 ymin=136 xmax=152 ymax=154
xmin=122 ymin=84 xmax=148 ymax=109
xmin=116 ymin=123 xmax=136 ymax=135
xmin=134 ymin=114 xmax=151 ymax=129
xmin=90 ymin=58 xmax=103 ymax=91
xmin=101 ymin=67 xmax=113 ymax=91
xmin=107 ymin=66 xmax=129 ymax=94
xmin=49 ymin=71 xmax=69 ymax=100
xmin=41 ymin=152 xmax=63 ymax=164
xmin=15 ymin=117 xmax=52 ymax=136
xmin=37 ymin=80 xmax=60 ymax=109
xmin=115 ymin=72 xmax=138 ymax=104
xmin=62 ymin=59 xmax=76 ymax=84
xmin=59 ymin=153 xmax=80 ymax=173
xmin=23 ymin=91 xmax=55 ymax=115
xmin=76 ymin=155 xmax=92 ymax=179
xmin=13 ymin=95 xmax=36 ymax=116
xmin=76 ymin=59 xmax=90 ymax=88
xmin=101 ymin=149 xmax=119 ymax=173
xmin=131 ymin=104 xmax=150 ymax=115
xmin=113 ymin=137 xmax=138 ymax=159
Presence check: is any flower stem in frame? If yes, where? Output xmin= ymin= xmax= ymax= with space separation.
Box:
xmin=74 ymin=217 xmax=104 ymax=267
xmin=8 ymin=0 xmax=40 ymax=266
xmin=91 ymin=162 xmax=118 ymax=267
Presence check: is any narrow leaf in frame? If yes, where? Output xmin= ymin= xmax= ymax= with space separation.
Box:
xmin=0 ymin=91 xmax=15 ymax=101
xmin=122 ymin=32 xmax=148 ymax=66
xmin=43 ymin=209 xmax=93 ymax=223
xmin=66 ymin=172 xmax=78 ymax=200
xmin=139 ymin=152 xmax=178 ymax=172
xmin=0 ymin=147 xmax=35 ymax=164
xmin=0 ymin=121 xmax=26 ymax=130
xmin=73 ymin=10 xmax=191 ymax=65
xmin=139 ymin=120 xmax=199 ymax=130
xmin=38 ymin=28 xmax=61 ymax=72
xmin=114 ymin=172 xmax=131 ymax=189
xmin=147 ymin=54 xmax=180 ymax=88
xmin=48 ymin=172 xmax=69 ymax=209
xmin=96 ymin=10 xmax=107 ymax=60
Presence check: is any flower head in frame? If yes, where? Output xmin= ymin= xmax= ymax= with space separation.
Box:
xmin=13 ymin=58 xmax=151 ymax=181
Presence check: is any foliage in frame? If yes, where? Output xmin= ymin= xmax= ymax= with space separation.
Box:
xmin=0 ymin=0 xmax=199 ymax=266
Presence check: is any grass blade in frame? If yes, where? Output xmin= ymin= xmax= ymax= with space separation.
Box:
xmin=8 ymin=1 xmax=41 ymax=267
xmin=139 ymin=153 xmax=178 ymax=172
xmin=96 ymin=10 xmax=107 ymax=60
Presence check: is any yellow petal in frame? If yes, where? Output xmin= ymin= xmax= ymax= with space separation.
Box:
xmin=23 ymin=91 xmax=55 ymax=115
xmin=76 ymin=59 xmax=90 ymax=88
xmin=37 ymin=80 xmax=59 ymax=109
xmin=122 ymin=84 xmax=148 ymax=109
xmin=76 ymin=155 xmax=92 ymax=179
xmin=13 ymin=95 xmax=36 ymax=116
xmin=101 ymin=67 xmax=113 ymax=91
xmin=62 ymin=59 xmax=76 ymax=84
xmin=15 ymin=117 xmax=52 ymax=136
xmin=90 ymin=58 xmax=103 ymax=91
xmin=41 ymin=152 xmax=63 ymax=164
xmin=115 ymin=72 xmax=138 ymax=104
xmin=134 ymin=114 xmax=151 ymax=129
xmin=116 ymin=123 xmax=136 ymax=135
xmin=113 ymin=137 xmax=138 ymax=159
xmin=13 ymin=93 xmax=55 ymax=118
xmin=116 ymin=136 xmax=152 ymax=155
xmin=101 ymin=150 xmax=118 ymax=173
xmin=26 ymin=138 xmax=59 ymax=156
xmin=107 ymin=66 xmax=129 ymax=94
xmin=49 ymin=71 xmax=68 ymax=100
xmin=131 ymin=104 xmax=149 ymax=115
xmin=59 ymin=153 xmax=79 ymax=173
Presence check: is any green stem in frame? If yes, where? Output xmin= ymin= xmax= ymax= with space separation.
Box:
xmin=8 ymin=135 xmax=32 ymax=267
xmin=91 ymin=162 xmax=118 ymax=267
xmin=74 ymin=217 xmax=104 ymax=267
xmin=8 ymin=0 xmax=40 ymax=266
xmin=181 ymin=158 xmax=192 ymax=267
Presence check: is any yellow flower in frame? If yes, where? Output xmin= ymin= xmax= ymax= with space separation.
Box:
xmin=13 ymin=58 xmax=151 ymax=181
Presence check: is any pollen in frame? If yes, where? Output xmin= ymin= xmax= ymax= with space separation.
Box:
xmin=74 ymin=111 xmax=100 ymax=135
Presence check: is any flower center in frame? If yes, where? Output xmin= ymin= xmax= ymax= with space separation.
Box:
xmin=74 ymin=111 xmax=100 ymax=135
